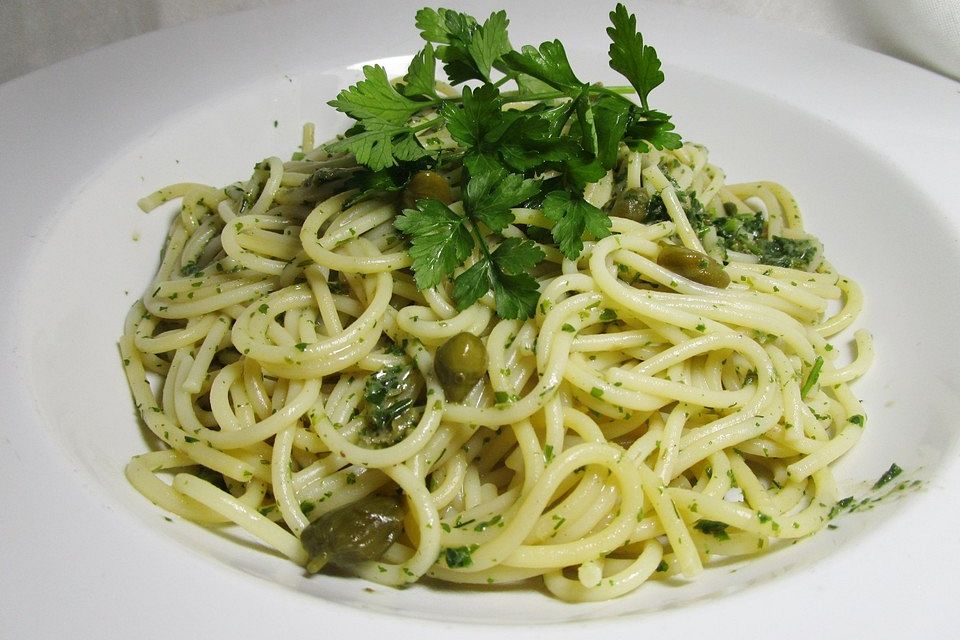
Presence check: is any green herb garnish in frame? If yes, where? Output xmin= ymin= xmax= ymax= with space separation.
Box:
xmin=800 ymin=356 xmax=824 ymax=398
xmin=872 ymin=463 xmax=903 ymax=490
xmin=693 ymin=518 xmax=730 ymax=541
xmin=326 ymin=4 xmax=680 ymax=319
xmin=444 ymin=544 xmax=477 ymax=568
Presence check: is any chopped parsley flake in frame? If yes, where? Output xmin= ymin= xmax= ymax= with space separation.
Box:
xmin=693 ymin=519 xmax=730 ymax=541
xmin=872 ymin=463 xmax=903 ymax=490
xmin=444 ymin=545 xmax=477 ymax=568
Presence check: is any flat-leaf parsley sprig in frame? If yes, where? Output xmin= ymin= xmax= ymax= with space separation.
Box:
xmin=395 ymin=164 xmax=544 ymax=319
xmin=324 ymin=4 xmax=682 ymax=319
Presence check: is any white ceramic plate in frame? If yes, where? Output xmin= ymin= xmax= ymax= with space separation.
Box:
xmin=3 ymin=1 xmax=959 ymax=637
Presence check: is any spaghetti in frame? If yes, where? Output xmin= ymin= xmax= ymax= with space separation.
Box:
xmin=120 ymin=127 xmax=871 ymax=601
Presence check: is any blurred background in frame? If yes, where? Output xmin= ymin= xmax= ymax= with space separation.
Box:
xmin=2 ymin=0 xmax=958 ymax=84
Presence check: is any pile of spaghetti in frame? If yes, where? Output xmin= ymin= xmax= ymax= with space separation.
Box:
xmin=120 ymin=4 xmax=871 ymax=602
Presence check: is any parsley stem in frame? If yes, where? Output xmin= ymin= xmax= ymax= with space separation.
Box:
xmin=465 ymin=217 xmax=495 ymax=264
xmin=436 ymin=84 xmax=637 ymax=106
xmin=408 ymin=116 xmax=444 ymax=132
xmin=498 ymin=84 xmax=637 ymax=104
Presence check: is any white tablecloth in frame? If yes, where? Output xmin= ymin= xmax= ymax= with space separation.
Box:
xmin=2 ymin=0 xmax=959 ymax=84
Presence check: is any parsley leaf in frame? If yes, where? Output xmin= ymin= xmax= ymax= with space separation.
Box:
xmin=592 ymin=93 xmax=633 ymax=168
xmin=542 ymin=190 xmax=612 ymax=259
xmin=467 ymin=11 xmax=512 ymax=82
xmin=401 ymin=43 xmax=439 ymax=99
xmin=501 ymin=42 xmax=597 ymax=154
xmin=464 ymin=166 xmax=540 ymax=232
xmin=623 ymin=109 xmax=682 ymax=152
xmin=452 ymin=238 xmax=544 ymax=318
xmin=514 ymin=72 xmax=555 ymax=97
xmin=574 ymin=92 xmax=599 ymax=155
xmin=394 ymin=199 xmax=473 ymax=289
xmin=443 ymin=86 xmax=575 ymax=175
xmin=495 ymin=108 xmax=575 ymax=172
xmin=441 ymin=84 xmax=504 ymax=149
xmin=414 ymin=7 xmax=460 ymax=43
xmin=323 ymin=126 xmax=398 ymax=171
xmin=391 ymin=131 xmax=432 ymax=162
xmin=417 ymin=8 xmax=511 ymax=84
xmin=606 ymin=3 xmax=665 ymax=110
xmin=328 ymin=65 xmax=426 ymax=124
xmin=327 ymin=4 xmax=684 ymax=319
xmin=501 ymin=41 xmax=584 ymax=93
xmin=395 ymin=164 xmax=545 ymax=319
xmin=451 ymin=258 xmax=492 ymax=310
xmin=493 ymin=236 xmax=545 ymax=275
xmin=561 ymin=153 xmax=607 ymax=191
xmin=491 ymin=268 xmax=541 ymax=319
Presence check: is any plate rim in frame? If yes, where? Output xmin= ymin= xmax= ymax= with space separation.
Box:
xmin=2 ymin=1 xmax=959 ymax=637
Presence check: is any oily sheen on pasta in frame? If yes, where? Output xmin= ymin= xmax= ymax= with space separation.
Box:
xmin=120 ymin=127 xmax=871 ymax=601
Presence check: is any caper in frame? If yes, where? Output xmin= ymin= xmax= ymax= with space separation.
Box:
xmin=361 ymin=363 xmax=425 ymax=447
xmin=610 ymin=188 xmax=651 ymax=222
xmin=434 ymin=332 xmax=487 ymax=402
xmin=301 ymin=495 xmax=405 ymax=574
xmin=656 ymin=244 xmax=731 ymax=288
xmin=402 ymin=171 xmax=454 ymax=209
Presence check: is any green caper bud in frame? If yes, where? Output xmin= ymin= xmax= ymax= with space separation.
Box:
xmin=434 ymin=332 xmax=487 ymax=402
xmin=361 ymin=364 xmax=425 ymax=447
xmin=657 ymin=244 xmax=731 ymax=288
xmin=402 ymin=171 xmax=454 ymax=209
xmin=610 ymin=188 xmax=651 ymax=222
xmin=301 ymin=495 xmax=404 ymax=574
